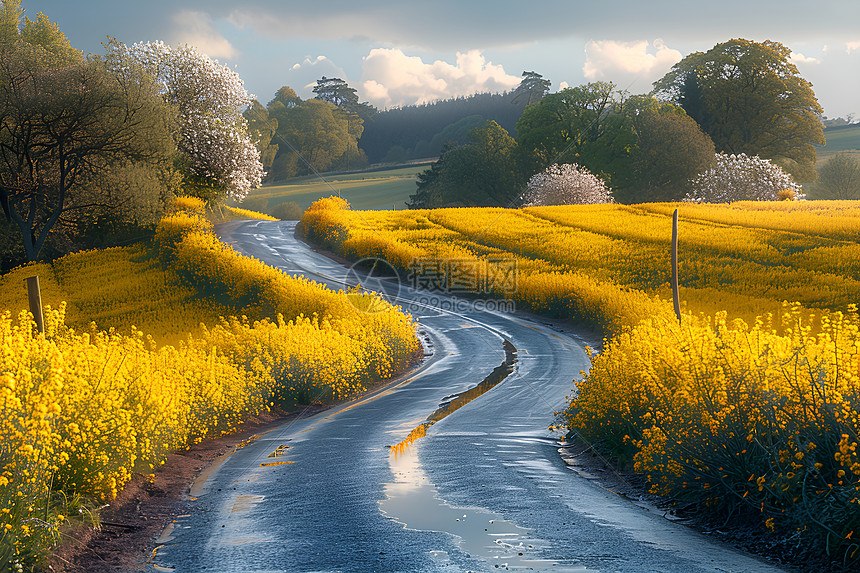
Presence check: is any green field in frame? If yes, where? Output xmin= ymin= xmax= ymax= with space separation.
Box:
xmin=245 ymin=164 xmax=429 ymax=212
xmin=816 ymin=124 xmax=860 ymax=163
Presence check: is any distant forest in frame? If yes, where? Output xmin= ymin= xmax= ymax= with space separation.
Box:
xmin=359 ymin=92 xmax=530 ymax=164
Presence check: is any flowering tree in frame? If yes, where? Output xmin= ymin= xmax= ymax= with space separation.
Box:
xmin=106 ymin=40 xmax=263 ymax=200
xmin=684 ymin=152 xmax=801 ymax=203
xmin=0 ymin=5 xmax=176 ymax=263
xmin=521 ymin=163 xmax=613 ymax=206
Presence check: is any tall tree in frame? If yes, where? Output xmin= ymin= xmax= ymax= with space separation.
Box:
xmin=408 ymin=121 xmax=521 ymax=208
xmin=514 ymin=82 xmax=626 ymax=182
xmin=270 ymin=85 xmax=301 ymax=108
xmin=267 ymin=86 xmax=369 ymax=179
xmin=244 ymin=99 xmax=279 ymax=174
xmin=512 ymin=71 xmax=551 ymax=107
xmin=610 ymin=96 xmax=716 ymax=203
xmin=269 ymin=98 xmax=350 ymax=177
xmin=313 ymin=76 xmax=376 ymax=121
xmin=653 ymin=39 xmax=824 ymax=182
xmin=0 ymin=6 xmax=176 ymax=261
xmin=313 ymin=76 xmax=358 ymax=107
xmin=312 ymin=77 xmax=375 ymax=171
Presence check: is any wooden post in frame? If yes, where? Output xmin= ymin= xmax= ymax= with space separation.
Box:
xmin=25 ymin=276 xmax=45 ymax=333
xmin=671 ymin=209 xmax=681 ymax=324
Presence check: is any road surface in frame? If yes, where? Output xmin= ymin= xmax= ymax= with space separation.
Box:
xmin=152 ymin=220 xmax=784 ymax=573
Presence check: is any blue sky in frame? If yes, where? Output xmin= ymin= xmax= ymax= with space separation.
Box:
xmin=31 ymin=0 xmax=860 ymax=118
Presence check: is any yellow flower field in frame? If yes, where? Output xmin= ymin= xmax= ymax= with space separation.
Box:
xmin=0 ymin=196 xmax=420 ymax=569
xmin=301 ymin=197 xmax=860 ymax=566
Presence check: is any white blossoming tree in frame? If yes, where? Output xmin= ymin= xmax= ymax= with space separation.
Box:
xmin=685 ymin=152 xmax=801 ymax=203
xmin=521 ymin=163 xmax=613 ymax=206
xmin=106 ymin=40 xmax=263 ymax=200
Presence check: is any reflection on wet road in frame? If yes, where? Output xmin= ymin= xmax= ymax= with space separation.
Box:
xmin=154 ymin=220 xmax=786 ymax=572
xmin=382 ymin=438 xmax=592 ymax=572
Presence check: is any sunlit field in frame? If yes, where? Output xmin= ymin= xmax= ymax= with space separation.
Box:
xmin=816 ymin=124 xmax=860 ymax=163
xmin=303 ymin=197 xmax=860 ymax=566
xmin=245 ymin=164 xmax=428 ymax=211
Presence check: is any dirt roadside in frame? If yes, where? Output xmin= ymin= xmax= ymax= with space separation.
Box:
xmin=47 ymin=406 xmax=327 ymax=573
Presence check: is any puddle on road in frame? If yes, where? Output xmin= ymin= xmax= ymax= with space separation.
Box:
xmin=380 ymin=439 xmax=592 ymax=572
xmin=379 ymin=339 xmax=592 ymax=571
xmin=390 ymin=340 xmax=517 ymax=459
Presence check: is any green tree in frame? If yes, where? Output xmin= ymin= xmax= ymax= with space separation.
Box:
xmin=267 ymin=86 xmax=369 ymax=178
xmin=312 ymin=77 xmax=373 ymax=171
xmin=512 ymin=71 xmax=551 ymax=106
xmin=654 ymin=39 xmax=824 ymax=182
xmin=244 ymin=99 xmax=279 ymax=174
xmin=408 ymin=121 xmax=521 ymax=208
xmin=610 ymin=96 xmax=716 ymax=203
xmin=805 ymin=153 xmax=860 ymax=199
xmin=269 ymin=98 xmax=349 ymax=177
xmin=270 ymin=85 xmax=301 ymax=108
xmin=312 ymin=76 xmax=376 ymax=121
xmin=0 ymin=3 xmax=176 ymax=261
xmin=514 ymin=82 xmax=623 ymax=180
xmin=1 ymin=0 xmax=78 ymax=65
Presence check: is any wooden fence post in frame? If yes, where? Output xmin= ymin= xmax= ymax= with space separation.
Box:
xmin=25 ymin=276 xmax=45 ymax=334
xmin=671 ymin=209 xmax=681 ymax=323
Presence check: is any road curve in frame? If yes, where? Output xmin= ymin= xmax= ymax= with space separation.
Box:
xmin=153 ymin=220 xmax=785 ymax=573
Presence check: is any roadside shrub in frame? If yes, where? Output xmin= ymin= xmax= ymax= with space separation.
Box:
xmin=153 ymin=210 xmax=213 ymax=259
xmin=221 ymin=205 xmax=278 ymax=221
xmin=0 ymin=305 xmax=264 ymax=569
xmin=301 ymin=196 xmax=352 ymax=248
xmin=270 ymin=201 xmax=304 ymax=221
xmin=169 ymin=195 xmax=206 ymax=215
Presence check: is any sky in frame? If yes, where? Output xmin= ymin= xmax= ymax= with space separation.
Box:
xmin=29 ymin=0 xmax=860 ymax=119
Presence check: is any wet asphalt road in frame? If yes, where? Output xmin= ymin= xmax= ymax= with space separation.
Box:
xmin=152 ymin=220 xmax=786 ymax=573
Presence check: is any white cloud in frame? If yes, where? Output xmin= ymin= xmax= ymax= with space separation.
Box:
xmin=170 ymin=10 xmax=236 ymax=59
xmin=847 ymin=41 xmax=860 ymax=54
xmin=558 ymin=81 xmax=570 ymax=90
xmin=283 ymin=55 xmax=348 ymax=98
xmin=790 ymin=52 xmax=819 ymax=65
xmin=582 ymin=39 xmax=682 ymax=89
xmin=359 ymin=48 xmax=521 ymax=108
xmin=290 ymin=55 xmax=333 ymax=71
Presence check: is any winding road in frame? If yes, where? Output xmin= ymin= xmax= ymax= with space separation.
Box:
xmin=152 ymin=220 xmax=785 ymax=573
